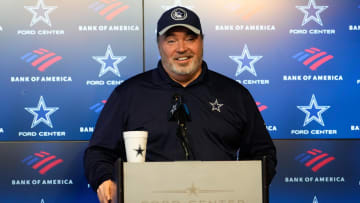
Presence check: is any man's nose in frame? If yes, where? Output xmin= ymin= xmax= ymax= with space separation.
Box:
xmin=176 ymin=40 xmax=186 ymax=53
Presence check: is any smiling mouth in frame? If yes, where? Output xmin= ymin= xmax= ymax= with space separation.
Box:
xmin=175 ymin=56 xmax=192 ymax=61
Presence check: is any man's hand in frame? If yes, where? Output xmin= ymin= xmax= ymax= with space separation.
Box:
xmin=97 ymin=179 xmax=116 ymax=203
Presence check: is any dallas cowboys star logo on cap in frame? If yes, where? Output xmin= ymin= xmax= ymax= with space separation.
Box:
xmin=25 ymin=96 xmax=59 ymax=128
xmin=134 ymin=145 xmax=145 ymax=157
xmin=209 ymin=99 xmax=223 ymax=112
xmin=171 ymin=7 xmax=187 ymax=20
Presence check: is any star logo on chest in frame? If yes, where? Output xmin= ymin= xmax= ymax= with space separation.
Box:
xmin=209 ymin=99 xmax=223 ymax=112
xmin=134 ymin=145 xmax=145 ymax=157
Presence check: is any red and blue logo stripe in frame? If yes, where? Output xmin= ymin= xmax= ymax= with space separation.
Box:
xmin=256 ymin=101 xmax=268 ymax=112
xmin=295 ymin=148 xmax=335 ymax=172
xmin=21 ymin=48 xmax=62 ymax=72
xmin=90 ymin=100 xmax=107 ymax=113
xmin=292 ymin=47 xmax=333 ymax=71
xmin=22 ymin=151 xmax=63 ymax=175
xmin=89 ymin=0 xmax=129 ymax=21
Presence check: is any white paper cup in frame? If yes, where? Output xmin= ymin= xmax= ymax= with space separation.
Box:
xmin=123 ymin=131 xmax=148 ymax=163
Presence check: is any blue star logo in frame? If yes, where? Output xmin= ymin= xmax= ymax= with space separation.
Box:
xmin=297 ymin=94 xmax=330 ymax=127
xmin=24 ymin=0 xmax=57 ymax=27
xmin=25 ymin=96 xmax=59 ymax=128
xmin=296 ymin=0 xmax=328 ymax=26
xmin=93 ymin=45 xmax=126 ymax=78
xmin=229 ymin=44 xmax=263 ymax=77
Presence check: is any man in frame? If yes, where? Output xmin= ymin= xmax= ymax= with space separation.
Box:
xmin=84 ymin=6 xmax=277 ymax=203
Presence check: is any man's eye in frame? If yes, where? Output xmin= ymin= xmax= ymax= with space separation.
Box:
xmin=167 ymin=40 xmax=175 ymax=43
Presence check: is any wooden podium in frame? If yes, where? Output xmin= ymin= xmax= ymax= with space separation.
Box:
xmin=114 ymin=159 xmax=268 ymax=203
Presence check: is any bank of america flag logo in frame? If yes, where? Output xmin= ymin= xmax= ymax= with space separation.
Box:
xmin=295 ymin=148 xmax=335 ymax=172
xmin=21 ymin=48 xmax=62 ymax=72
xmin=89 ymin=0 xmax=129 ymax=21
xmin=256 ymin=101 xmax=267 ymax=112
xmin=22 ymin=151 xmax=63 ymax=175
xmin=90 ymin=100 xmax=107 ymax=113
xmin=25 ymin=96 xmax=59 ymax=128
xmin=292 ymin=47 xmax=333 ymax=71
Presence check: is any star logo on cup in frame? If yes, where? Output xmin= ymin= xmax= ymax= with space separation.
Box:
xmin=134 ymin=145 xmax=145 ymax=157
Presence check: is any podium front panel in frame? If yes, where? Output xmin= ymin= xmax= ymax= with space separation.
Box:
xmin=123 ymin=161 xmax=263 ymax=203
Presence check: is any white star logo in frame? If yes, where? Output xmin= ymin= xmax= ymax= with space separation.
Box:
xmin=25 ymin=96 xmax=59 ymax=128
xmin=161 ymin=0 xmax=194 ymax=10
xmin=209 ymin=99 xmax=223 ymax=112
xmin=229 ymin=44 xmax=263 ymax=77
xmin=93 ymin=45 xmax=126 ymax=78
xmin=296 ymin=0 xmax=328 ymax=26
xmin=24 ymin=0 xmax=57 ymax=27
xmin=297 ymin=94 xmax=330 ymax=127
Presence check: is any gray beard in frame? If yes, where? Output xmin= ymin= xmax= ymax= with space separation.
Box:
xmin=164 ymin=57 xmax=202 ymax=76
xmin=168 ymin=63 xmax=197 ymax=75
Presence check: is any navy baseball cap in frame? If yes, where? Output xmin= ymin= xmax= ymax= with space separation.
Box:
xmin=157 ymin=6 xmax=202 ymax=36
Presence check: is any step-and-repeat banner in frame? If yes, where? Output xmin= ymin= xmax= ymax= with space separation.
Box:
xmin=0 ymin=0 xmax=143 ymax=141
xmin=0 ymin=0 xmax=359 ymax=202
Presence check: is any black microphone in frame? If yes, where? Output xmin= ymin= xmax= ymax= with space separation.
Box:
xmin=168 ymin=94 xmax=191 ymax=123
xmin=168 ymin=94 xmax=193 ymax=160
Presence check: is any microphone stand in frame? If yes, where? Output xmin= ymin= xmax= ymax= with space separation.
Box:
xmin=177 ymin=116 xmax=192 ymax=160
xmin=169 ymin=94 xmax=194 ymax=160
